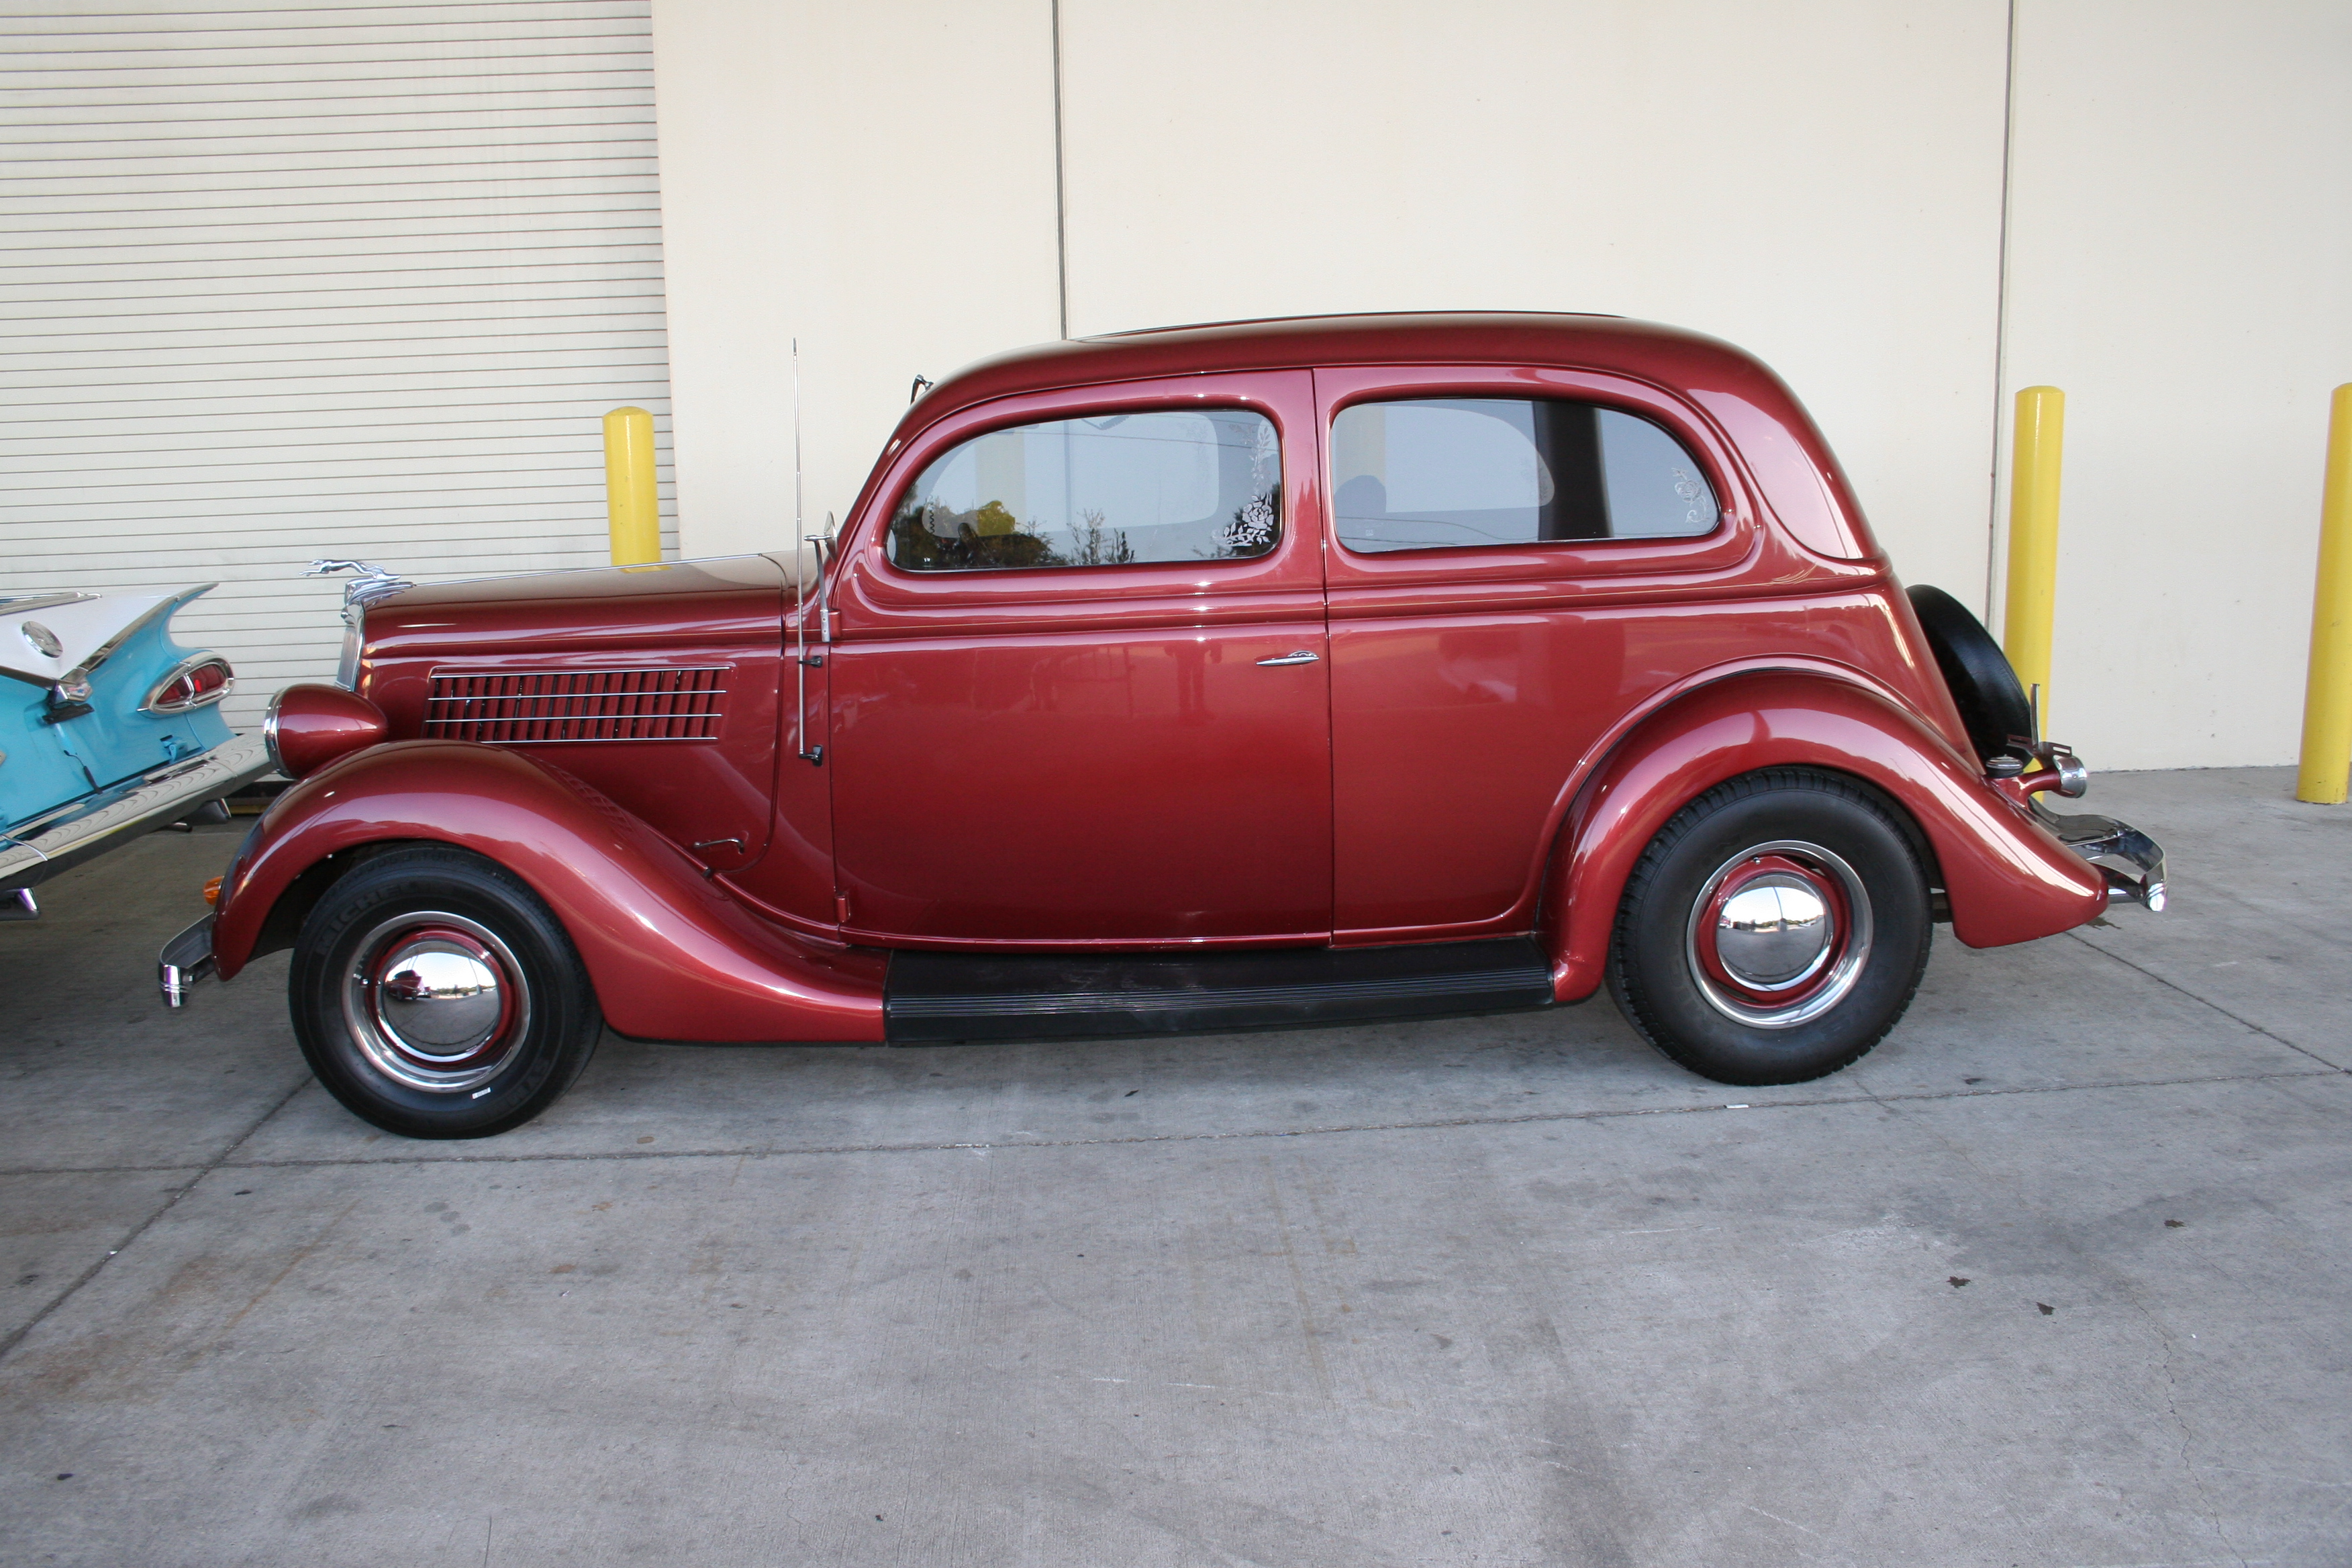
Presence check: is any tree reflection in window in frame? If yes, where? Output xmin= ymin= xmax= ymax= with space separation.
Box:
xmin=889 ymin=408 xmax=1281 ymax=571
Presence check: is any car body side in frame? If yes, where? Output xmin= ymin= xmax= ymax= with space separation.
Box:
xmin=205 ymin=313 xmax=2109 ymax=1038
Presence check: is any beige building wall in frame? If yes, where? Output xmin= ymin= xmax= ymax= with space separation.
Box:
xmin=1997 ymin=0 xmax=2352 ymax=769
xmin=648 ymin=0 xmax=1061 ymax=558
xmin=1058 ymin=0 xmax=2012 ymax=602
xmin=653 ymin=0 xmax=2010 ymax=595
xmin=649 ymin=0 xmax=2351 ymax=771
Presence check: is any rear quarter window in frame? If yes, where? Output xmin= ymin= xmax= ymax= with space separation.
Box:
xmin=1330 ymin=397 xmax=1718 ymax=553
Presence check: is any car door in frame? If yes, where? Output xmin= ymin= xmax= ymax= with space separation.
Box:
xmin=1317 ymin=364 xmax=1770 ymax=942
xmin=826 ymin=370 xmax=1332 ymax=946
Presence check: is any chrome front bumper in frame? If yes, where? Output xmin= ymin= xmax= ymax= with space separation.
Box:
xmin=160 ymin=912 xmax=217 ymax=1008
xmin=0 ymin=733 xmax=271 ymax=897
xmin=2032 ymin=797 xmax=2167 ymax=912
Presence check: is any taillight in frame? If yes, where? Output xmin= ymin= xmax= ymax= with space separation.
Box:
xmin=144 ymin=656 xmax=234 ymax=714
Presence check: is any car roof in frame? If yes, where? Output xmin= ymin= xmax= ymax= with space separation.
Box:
xmin=881 ymin=309 xmax=1877 ymax=567
xmin=909 ymin=311 xmax=1773 ymax=428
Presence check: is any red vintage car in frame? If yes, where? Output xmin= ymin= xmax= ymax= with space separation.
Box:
xmin=162 ymin=313 xmax=2164 ymax=1138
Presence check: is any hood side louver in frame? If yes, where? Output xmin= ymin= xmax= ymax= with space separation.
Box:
xmin=426 ymin=667 xmax=728 ymax=744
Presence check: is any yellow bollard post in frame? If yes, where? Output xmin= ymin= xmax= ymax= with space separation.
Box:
xmin=2002 ymin=385 xmax=2065 ymax=733
xmin=603 ymin=406 xmax=660 ymax=565
xmin=2294 ymin=385 xmax=2352 ymax=803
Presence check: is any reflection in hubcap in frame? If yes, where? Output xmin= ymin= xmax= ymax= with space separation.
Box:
xmin=340 ymin=912 xmax=529 ymax=1093
xmin=1714 ymin=877 xmax=1834 ymax=990
xmin=380 ymin=945 xmax=505 ymax=1053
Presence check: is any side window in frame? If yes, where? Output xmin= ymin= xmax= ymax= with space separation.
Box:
xmin=888 ymin=408 xmax=1281 ymax=571
xmin=1329 ymin=397 xmax=1719 ymax=553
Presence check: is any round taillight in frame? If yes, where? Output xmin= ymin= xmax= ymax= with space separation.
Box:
xmin=265 ymin=683 xmax=389 ymax=779
xmin=144 ymin=656 xmax=234 ymax=714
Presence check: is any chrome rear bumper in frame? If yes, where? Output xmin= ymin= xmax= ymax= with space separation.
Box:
xmin=2032 ymin=798 xmax=2167 ymax=912
xmin=1 ymin=734 xmax=271 ymax=897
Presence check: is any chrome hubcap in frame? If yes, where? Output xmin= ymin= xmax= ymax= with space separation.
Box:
xmin=1685 ymin=841 xmax=1873 ymax=1028
xmin=381 ymin=946 xmax=504 ymax=1049
xmin=342 ymin=913 xmax=528 ymax=1093
xmin=1714 ymin=875 xmax=1835 ymax=990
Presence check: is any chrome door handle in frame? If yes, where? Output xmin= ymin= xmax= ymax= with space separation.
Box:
xmin=1255 ymin=650 xmax=1320 ymax=666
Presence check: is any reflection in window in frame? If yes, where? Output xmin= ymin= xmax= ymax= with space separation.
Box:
xmin=888 ymin=409 xmax=1281 ymax=571
xmin=1330 ymin=397 xmax=1718 ymax=553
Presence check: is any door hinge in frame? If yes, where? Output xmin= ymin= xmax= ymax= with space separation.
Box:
xmin=834 ymin=891 xmax=852 ymax=924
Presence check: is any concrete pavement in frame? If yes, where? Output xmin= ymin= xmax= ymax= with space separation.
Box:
xmin=2 ymin=767 xmax=2347 ymax=1565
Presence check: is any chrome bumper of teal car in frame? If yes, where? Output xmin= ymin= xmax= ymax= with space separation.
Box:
xmin=0 ymin=732 xmax=271 ymax=897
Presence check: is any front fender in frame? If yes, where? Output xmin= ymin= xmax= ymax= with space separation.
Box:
xmin=1539 ymin=672 xmax=2104 ymax=1002
xmin=213 ymin=740 xmax=883 ymax=1042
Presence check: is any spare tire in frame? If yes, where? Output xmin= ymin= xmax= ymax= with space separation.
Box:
xmin=1906 ymin=585 xmax=2032 ymax=765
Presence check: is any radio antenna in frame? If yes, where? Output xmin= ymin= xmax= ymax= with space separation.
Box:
xmin=792 ymin=338 xmax=813 ymax=762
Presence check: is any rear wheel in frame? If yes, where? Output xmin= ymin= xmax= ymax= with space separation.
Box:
xmin=289 ymin=846 xmax=600 ymax=1138
xmin=1607 ymin=769 xmax=1931 ymax=1085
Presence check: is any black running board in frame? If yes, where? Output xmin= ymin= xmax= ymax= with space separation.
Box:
xmin=884 ymin=937 xmax=1555 ymax=1043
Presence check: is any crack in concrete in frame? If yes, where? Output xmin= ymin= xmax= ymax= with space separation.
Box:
xmin=2065 ymin=928 xmax=2349 ymax=1072
xmin=0 ymin=1067 xmax=2330 ymax=1181
xmin=2147 ymin=1307 xmax=2249 ymax=1568
xmin=0 ymin=1072 xmax=311 ymax=1366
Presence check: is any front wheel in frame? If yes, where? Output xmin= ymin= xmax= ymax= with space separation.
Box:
xmin=289 ymin=846 xmax=601 ymax=1138
xmin=1607 ymin=769 xmax=1931 ymax=1086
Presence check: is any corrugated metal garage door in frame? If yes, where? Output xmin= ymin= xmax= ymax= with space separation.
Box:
xmin=0 ymin=0 xmax=676 ymax=731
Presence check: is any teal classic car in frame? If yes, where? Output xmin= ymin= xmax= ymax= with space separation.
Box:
xmin=1 ymin=586 xmax=271 ymax=920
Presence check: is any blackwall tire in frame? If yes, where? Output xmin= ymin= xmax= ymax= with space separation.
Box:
xmin=289 ymin=846 xmax=601 ymax=1138
xmin=1907 ymin=584 xmax=2034 ymax=765
xmin=1607 ymin=769 xmax=1931 ymax=1087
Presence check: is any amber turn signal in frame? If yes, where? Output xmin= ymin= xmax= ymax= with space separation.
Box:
xmin=202 ymin=875 xmax=224 ymax=908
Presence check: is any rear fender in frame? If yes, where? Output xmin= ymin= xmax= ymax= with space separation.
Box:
xmin=1539 ymin=672 xmax=2104 ymax=1001
xmin=213 ymin=740 xmax=883 ymax=1042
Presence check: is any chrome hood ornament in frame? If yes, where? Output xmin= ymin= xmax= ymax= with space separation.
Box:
xmin=306 ymin=559 xmax=413 ymax=614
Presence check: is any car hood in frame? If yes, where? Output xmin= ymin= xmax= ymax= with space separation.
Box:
xmin=361 ymin=555 xmax=793 ymax=667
